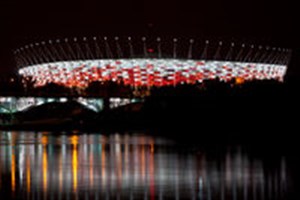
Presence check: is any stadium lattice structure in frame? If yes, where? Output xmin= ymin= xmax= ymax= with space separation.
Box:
xmin=14 ymin=37 xmax=291 ymax=88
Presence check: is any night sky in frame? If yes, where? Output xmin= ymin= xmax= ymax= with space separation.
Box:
xmin=1 ymin=0 xmax=299 ymax=79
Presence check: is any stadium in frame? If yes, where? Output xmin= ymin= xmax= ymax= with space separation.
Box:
xmin=0 ymin=36 xmax=292 ymax=119
xmin=15 ymin=37 xmax=290 ymax=89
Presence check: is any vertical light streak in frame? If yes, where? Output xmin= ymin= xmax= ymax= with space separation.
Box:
xmin=150 ymin=139 xmax=154 ymax=154
xmin=0 ymin=148 xmax=2 ymax=190
xmin=116 ymin=143 xmax=122 ymax=189
xmin=0 ymin=161 xmax=1 ymax=190
xmin=141 ymin=140 xmax=145 ymax=181
xmin=59 ymin=147 xmax=63 ymax=195
xmin=101 ymin=143 xmax=106 ymax=186
xmin=71 ymin=136 xmax=79 ymax=192
xmin=42 ymin=146 xmax=48 ymax=194
xmin=124 ymin=137 xmax=129 ymax=187
xmin=89 ymin=148 xmax=94 ymax=187
xmin=72 ymin=146 xmax=78 ymax=193
xmin=11 ymin=149 xmax=16 ymax=193
xmin=10 ymin=132 xmax=17 ymax=193
xmin=149 ymin=139 xmax=155 ymax=200
xmin=26 ymin=155 xmax=31 ymax=195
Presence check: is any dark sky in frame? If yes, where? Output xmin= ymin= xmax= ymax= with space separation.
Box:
xmin=1 ymin=0 xmax=299 ymax=78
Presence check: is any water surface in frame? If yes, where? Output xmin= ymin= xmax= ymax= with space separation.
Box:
xmin=0 ymin=131 xmax=292 ymax=200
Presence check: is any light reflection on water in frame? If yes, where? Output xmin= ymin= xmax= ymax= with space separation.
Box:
xmin=0 ymin=131 xmax=289 ymax=200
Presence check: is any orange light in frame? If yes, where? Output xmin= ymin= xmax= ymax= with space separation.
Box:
xmin=26 ymin=156 xmax=31 ymax=193
xmin=11 ymin=150 xmax=16 ymax=192
xmin=235 ymin=77 xmax=245 ymax=85
xmin=43 ymin=147 xmax=48 ymax=193
xmin=72 ymin=141 xmax=78 ymax=192
xmin=41 ymin=135 xmax=48 ymax=146
xmin=70 ymin=135 xmax=79 ymax=146
xmin=101 ymin=143 xmax=106 ymax=185
xmin=150 ymin=141 xmax=155 ymax=200
xmin=150 ymin=139 xmax=154 ymax=154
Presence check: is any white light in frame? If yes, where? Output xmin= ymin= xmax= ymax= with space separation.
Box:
xmin=19 ymin=59 xmax=287 ymax=88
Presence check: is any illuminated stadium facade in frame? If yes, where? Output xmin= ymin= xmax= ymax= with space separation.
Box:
xmin=14 ymin=37 xmax=291 ymax=89
xmin=0 ymin=37 xmax=292 ymax=120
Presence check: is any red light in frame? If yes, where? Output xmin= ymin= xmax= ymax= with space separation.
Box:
xmin=147 ymin=48 xmax=154 ymax=53
xmin=20 ymin=60 xmax=285 ymax=88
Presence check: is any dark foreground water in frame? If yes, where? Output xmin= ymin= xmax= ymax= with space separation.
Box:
xmin=0 ymin=131 xmax=295 ymax=200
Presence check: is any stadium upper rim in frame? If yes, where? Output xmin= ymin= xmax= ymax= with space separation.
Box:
xmin=14 ymin=36 xmax=292 ymax=67
xmin=14 ymin=36 xmax=291 ymax=88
